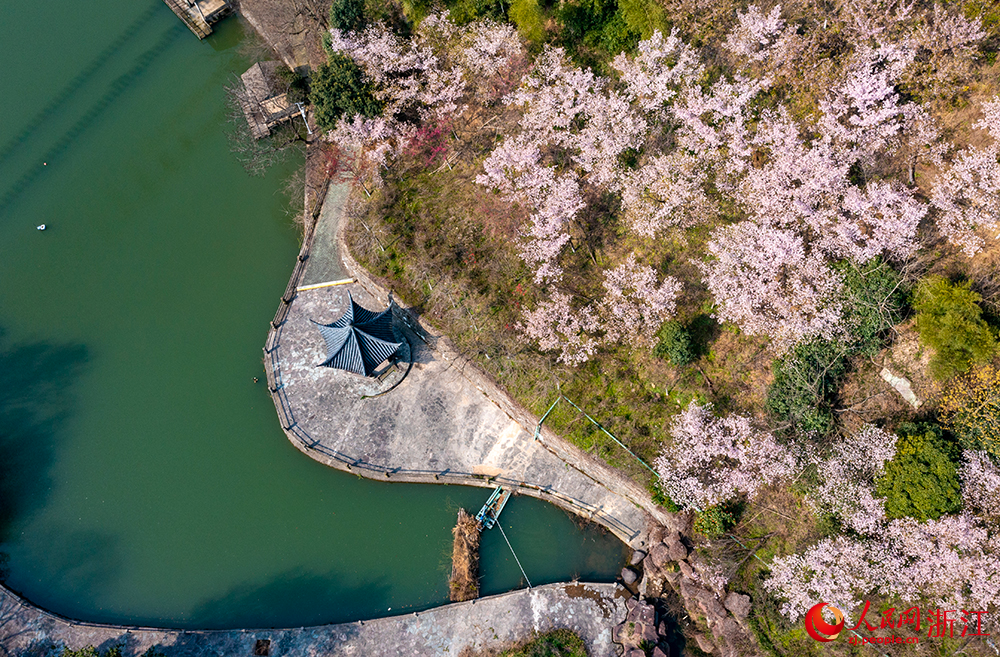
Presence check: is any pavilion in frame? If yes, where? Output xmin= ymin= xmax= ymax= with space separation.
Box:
xmin=311 ymin=293 xmax=403 ymax=377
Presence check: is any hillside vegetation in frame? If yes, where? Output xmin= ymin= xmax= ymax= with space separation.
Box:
xmin=307 ymin=0 xmax=1000 ymax=652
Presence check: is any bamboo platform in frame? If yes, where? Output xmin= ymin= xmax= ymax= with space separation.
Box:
xmin=162 ymin=0 xmax=230 ymax=39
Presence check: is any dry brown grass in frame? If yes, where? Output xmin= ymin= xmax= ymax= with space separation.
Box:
xmin=449 ymin=508 xmax=481 ymax=602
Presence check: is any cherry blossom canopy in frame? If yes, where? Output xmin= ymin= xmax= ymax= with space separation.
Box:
xmin=312 ymin=293 xmax=402 ymax=377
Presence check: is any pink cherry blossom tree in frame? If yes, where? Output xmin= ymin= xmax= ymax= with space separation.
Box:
xmin=723 ymin=5 xmax=788 ymax=63
xmin=818 ymin=44 xmax=923 ymax=163
xmin=654 ymin=401 xmax=800 ymax=509
xmin=598 ymin=254 xmax=681 ymax=345
xmin=765 ymin=513 xmax=1000 ymax=623
xmin=520 ymin=292 xmax=600 ymax=365
xmin=742 ymin=109 xmax=925 ymax=262
xmin=930 ymin=97 xmax=1000 ymax=256
xmin=700 ymin=221 xmax=843 ymax=350
xmin=611 ymin=29 xmax=703 ymax=115
xmin=814 ymin=424 xmax=897 ymax=534
xmin=325 ymin=13 xmax=528 ymax=168
xmin=915 ymin=4 xmax=986 ymax=64
xmin=618 ymin=152 xmax=714 ymax=235
xmin=960 ymin=450 xmax=1000 ymax=521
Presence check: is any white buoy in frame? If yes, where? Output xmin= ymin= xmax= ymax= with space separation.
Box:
xmin=37 ymin=224 xmax=46 ymax=231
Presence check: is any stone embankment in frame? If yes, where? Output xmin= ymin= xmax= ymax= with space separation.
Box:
xmin=0 ymin=582 xmax=624 ymax=657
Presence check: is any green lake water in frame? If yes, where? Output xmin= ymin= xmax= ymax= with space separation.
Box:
xmin=0 ymin=1 xmax=625 ymax=629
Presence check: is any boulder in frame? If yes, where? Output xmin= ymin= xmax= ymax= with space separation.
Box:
xmin=658 ymin=620 xmax=668 ymax=637
xmin=625 ymin=596 xmax=638 ymax=611
xmin=653 ymin=646 xmax=670 ymax=657
xmin=663 ymin=568 xmax=682 ymax=588
xmin=627 ymin=599 xmax=656 ymax=626
xmin=678 ymin=560 xmax=694 ymax=579
xmin=641 ymin=571 xmax=669 ymax=599
xmin=649 ymin=542 xmax=673 ymax=569
xmin=630 ymin=549 xmax=647 ymax=566
xmin=724 ymin=592 xmax=751 ymax=619
xmin=643 ymin=554 xmax=660 ymax=576
xmin=665 ymin=533 xmax=689 ymax=561
xmin=626 ymin=650 xmax=646 ymax=657
xmin=649 ymin=525 xmax=667 ymax=544
xmin=694 ymin=633 xmax=716 ymax=653
xmin=621 ymin=567 xmax=638 ymax=585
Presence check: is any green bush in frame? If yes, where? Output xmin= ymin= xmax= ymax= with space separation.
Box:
xmin=654 ymin=321 xmax=694 ymax=366
xmin=649 ymin=479 xmax=681 ymax=511
xmin=557 ymin=0 xmax=617 ymax=43
xmin=768 ymin=260 xmax=909 ymax=436
xmin=766 ymin=339 xmax=846 ymax=436
xmin=500 ymin=629 xmax=589 ymax=657
xmin=876 ymin=424 xmax=962 ymax=522
xmin=509 ymin=0 xmax=546 ymax=42
xmin=616 ymin=0 xmax=669 ymax=39
xmin=311 ymin=54 xmax=384 ymax=131
xmin=694 ymin=504 xmax=736 ymax=538
xmin=330 ymin=0 xmax=366 ymax=31
xmin=914 ymin=275 xmax=997 ymax=380
xmin=275 ymin=65 xmax=309 ymax=105
xmin=61 ymin=648 xmax=122 ymax=657
xmin=600 ymin=10 xmax=641 ymax=53
xmin=444 ymin=0 xmax=507 ymax=24
xmin=836 ymin=259 xmax=908 ymax=357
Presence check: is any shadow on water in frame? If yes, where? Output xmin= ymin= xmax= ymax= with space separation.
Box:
xmin=0 ymin=3 xmax=162 ymax=164
xmin=189 ymin=569 xmax=391 ymax=630
xmin=0 ymin=328 xmax=89 ymax=544
xmin=0 ymin=24 xmax=185 ymax=217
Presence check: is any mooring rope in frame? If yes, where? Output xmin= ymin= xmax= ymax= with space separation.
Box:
xmin=497 ymin=522 xmax=532 ymax=588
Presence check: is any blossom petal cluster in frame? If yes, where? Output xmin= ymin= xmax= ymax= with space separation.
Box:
xmin=654 ymin=401 xmax=799 ymax=509
xmin=814 ymin=424 xmax=897 ymax=534
xmin=765 ymin=514 xmax=1000 ymax=623
xmin=930 ymin=97 xmax=1000 ymax=256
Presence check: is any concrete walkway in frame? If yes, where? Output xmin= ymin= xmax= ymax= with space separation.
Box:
xmin=264 ymin=179 xmax=665 ymax=548
xmin=0 ymin=582 xmax=625 ymax=657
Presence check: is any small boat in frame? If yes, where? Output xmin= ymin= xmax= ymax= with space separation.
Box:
xmin=475 ymin=486 xmax=511 ymax=530
xmin=37 ymin=224 xmax=46 ymax=231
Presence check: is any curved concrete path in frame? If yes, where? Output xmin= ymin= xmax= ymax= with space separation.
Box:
xmin=0 ymin=582 xmax=624 ymax=657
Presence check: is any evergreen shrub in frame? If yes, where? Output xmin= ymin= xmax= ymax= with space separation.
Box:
xmin=654 ymin=321 xmax=694 ymax=366
xmin=310 ymin=54 xmax=384 ymax=131
xmin=876 ymin=423 xmax=962 ymax=521
xmin=914 ymin=275 xmax=997 ymax=379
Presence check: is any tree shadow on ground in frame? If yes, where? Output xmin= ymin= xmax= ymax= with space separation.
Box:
xmin=0 ymin=328 xmax=90 ymax=544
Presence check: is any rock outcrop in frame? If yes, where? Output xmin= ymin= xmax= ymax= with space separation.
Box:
xmin=613 ymin=520 xmax=762 ymax=657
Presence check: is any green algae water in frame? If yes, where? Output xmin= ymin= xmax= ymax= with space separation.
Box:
xmin=0 ymin=1 xmax=625 ymax=628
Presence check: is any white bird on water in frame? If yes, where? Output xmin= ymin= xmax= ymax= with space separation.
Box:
xmin=37 ymin=224 xmax=46 ymax=231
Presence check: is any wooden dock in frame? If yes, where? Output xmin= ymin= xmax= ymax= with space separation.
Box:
xmin=162 ymin=0 xmax=231 ymax=39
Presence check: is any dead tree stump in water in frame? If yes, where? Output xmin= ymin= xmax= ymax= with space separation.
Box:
xmin=449 ymin=508 xmax=481 ymax=602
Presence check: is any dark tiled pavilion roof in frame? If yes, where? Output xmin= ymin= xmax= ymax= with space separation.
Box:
xmin=311 ymin=293 xmax=402 ymax=377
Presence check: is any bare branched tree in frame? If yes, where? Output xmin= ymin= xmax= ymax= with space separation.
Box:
xmin=223 ymin=75 xmax=305 ymax=177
